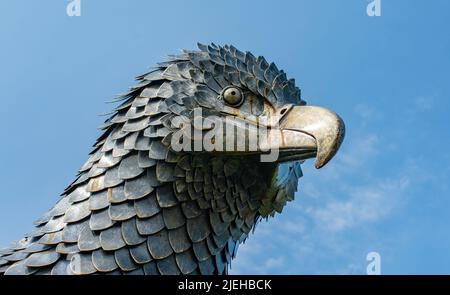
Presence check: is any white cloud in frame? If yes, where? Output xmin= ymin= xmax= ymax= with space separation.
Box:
xmin=414 ymin=97 xmax=434 ymax=111
xmin=264 ymin=257 xmax=285 ymax=269
xmin=231 ymin=131 xmax=415 ymax=274
xmin=354 ymin=103 xmax=376 ymax=120
xmin=339 ymin=134 xmax=379 ymax=168
xmin=311 ymin=176 xmax=410 ymax=232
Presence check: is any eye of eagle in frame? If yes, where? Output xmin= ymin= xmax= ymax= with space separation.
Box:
xmin=221 ymin=86 xmax=244 ymax=106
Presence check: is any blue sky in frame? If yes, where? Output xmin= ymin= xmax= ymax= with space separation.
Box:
xmin=0 ymin=0 xmax=449 ymax=274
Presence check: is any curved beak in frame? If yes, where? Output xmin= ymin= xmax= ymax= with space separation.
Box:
xmin=279 ymin=105 xmax=345 ymax=169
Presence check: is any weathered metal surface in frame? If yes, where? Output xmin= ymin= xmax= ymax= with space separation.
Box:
xmin=0 ymin=43 xmax=345 ymax=275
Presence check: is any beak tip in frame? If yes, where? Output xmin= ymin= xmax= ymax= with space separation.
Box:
xmin=314 ymin=162 xmax=323 ymax=169
xmin=314 ymin=158 xmax=328 ymax=169
xmin=314 ymin=115 xmax=345 ymax=170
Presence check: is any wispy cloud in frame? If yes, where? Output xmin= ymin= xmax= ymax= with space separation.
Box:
xmin=231 ymin=126 xmax=415 ymax=274
xmin=311 ymin=176 xmax=409 ymax=233
xmin=339 ymin=134 xmax=379 ymax=168
xmin=414 ymin=97 xmax=434 ymax=111
xmin=354 ymin=103 xmax=376 ymax=120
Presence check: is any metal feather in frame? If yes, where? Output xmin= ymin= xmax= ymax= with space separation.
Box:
xmin=25 ymin=251 xmax=60 ymax=268
xmin=136 ymin=214 xmax=165 ymax=236
xmin=90 ymin=208 xmax=115 ymax=231
xmin=176 ymin=250 xmax=198 ymax=275
xmin=168 ymin=227 xmax=191 ymax=253
xmin=99 ymin=225 xmax=126 ymax=251
xmin=146 ymin=230 xmax=173 ymax=259
xmin=114 ymin=248 xmax=138 ymax=272
xmin=78 ymin=226 xmax=101 ymax=251
xmin=121 ymin=218 xmax=146 ymax=246
xmin=109 ymin=201 xmax=136 ymax=221
xmin=157 ymin=255 xmax=180 ymax=275
xmin=134 ymin=194 xmax=161 ymax=218
xmin=129 ymin=242 xmax=152 ymax=264
xmin=92 ymin=249 xmax=118 ymax=272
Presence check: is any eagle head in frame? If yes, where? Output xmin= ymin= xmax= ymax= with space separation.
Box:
xmin=135 ymin=43 xmax=345 ymax=217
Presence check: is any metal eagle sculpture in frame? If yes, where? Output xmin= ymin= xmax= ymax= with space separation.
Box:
xmin=0 ymin=43 xmax=345 ymax=275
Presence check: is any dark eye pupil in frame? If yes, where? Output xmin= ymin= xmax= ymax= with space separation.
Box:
xmin=231 ymin=91 xmax=236 ymax=96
